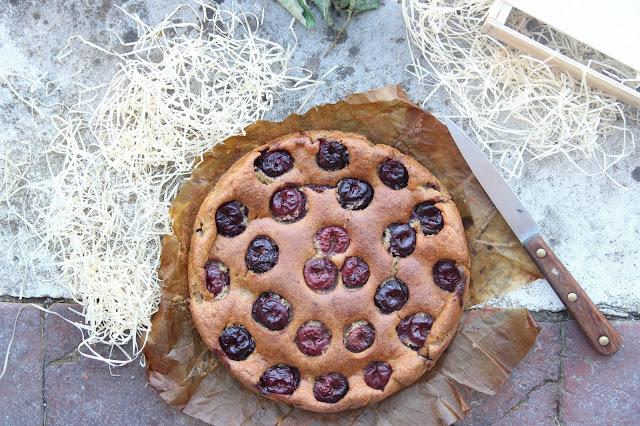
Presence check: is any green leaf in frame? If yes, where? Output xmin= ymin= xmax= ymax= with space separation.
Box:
xmin=331 ymin=0 xmax=351 ymax=10
xmin=351 ymin=0 xmax=380 ymax=15
xmin=310 ymin=0 xmax=334 ymax=28
xmin=276 ymin=0 xmax=316 ymax=28
xmin=330 ymin=0 xmax=380 ymax=17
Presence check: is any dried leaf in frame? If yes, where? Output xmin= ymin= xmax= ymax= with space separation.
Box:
xmin=436 ymin=308 xmax=540 ymax=395
xmin=145 ymin=86 xmax=543 ymax=425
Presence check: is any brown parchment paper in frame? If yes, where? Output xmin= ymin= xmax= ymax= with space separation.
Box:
xmin=145 ymin=86 xmax=543 ymax=425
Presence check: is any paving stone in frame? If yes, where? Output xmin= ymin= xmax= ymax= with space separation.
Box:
xmin=44 ymin=303 xmax=83 ymax=363
xmin=494 ymin=382 xmax=559 ymax=426
xmin=0 ymin=302 xmax=44 ymax=425
xmin=13 ymin=304 xmax=640 ymax=424
xmin=561 ymin=321 xmax=640 ymax=425
xmin=457 ymin=322 xmax=561 ymax=425
xmin=44 ymin=303 xmax=204 ymax=425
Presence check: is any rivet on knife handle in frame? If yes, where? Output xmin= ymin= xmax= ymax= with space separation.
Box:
xmin=523 ymin=234 xmax=621 ymax=355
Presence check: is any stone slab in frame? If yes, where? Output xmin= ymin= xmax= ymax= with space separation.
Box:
xmin=44 ymin=303 xmax=84 ymax=364
xmin=43 ymin=303 xmax=204 ymax=425
xmin=561 ymin=321 xmax=640 ymax=424
xmin=0 ymin=0 xmax=639 ymax=310
xmin=0 ymin=302 xmax=44 ymax=425
xmin=457 ymin=322 xmax=561 ymax=425
xmin=44 ymin=358 xmax=205 ymax=425
xmin=0 ymin=305 xmax=635 ymax=425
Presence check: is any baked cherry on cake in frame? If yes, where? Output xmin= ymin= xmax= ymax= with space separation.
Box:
xmin=188 ymin=130 xmax=470 ymax=413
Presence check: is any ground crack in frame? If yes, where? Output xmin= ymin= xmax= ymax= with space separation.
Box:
xmin=555 ymin=322 xmax=567 ymax=425
xmin=46 ymin=349 xmax=80 ymax=367
xmin=492 ymin=378 xmax=559 ymax=423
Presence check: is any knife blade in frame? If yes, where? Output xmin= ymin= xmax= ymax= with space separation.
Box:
xmin=443 ymin=117 xmax=621 ymax=355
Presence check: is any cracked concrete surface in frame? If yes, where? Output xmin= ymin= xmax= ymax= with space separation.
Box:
xmin=1 ymin=1 xmax=639 ymax=316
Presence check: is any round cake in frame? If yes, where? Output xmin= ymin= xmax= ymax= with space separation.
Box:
xmin=188 ymin=130 xmax=470 ymax=413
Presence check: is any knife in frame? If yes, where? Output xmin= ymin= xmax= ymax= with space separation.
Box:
xmin=443 ymin=117 xmax=621 ymax=355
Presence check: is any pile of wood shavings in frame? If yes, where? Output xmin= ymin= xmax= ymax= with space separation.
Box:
xmin=5 ymin=2 xmax=321 ymax=366
xmin=403 ymin=0 xmax=638 ymax=183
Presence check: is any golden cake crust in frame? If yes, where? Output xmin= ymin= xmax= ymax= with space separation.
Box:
xmin=188 ymin=130 xmax=470 ymax=413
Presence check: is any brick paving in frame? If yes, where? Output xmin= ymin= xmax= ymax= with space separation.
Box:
xmin=561 ymin=322 xmax=640 ymax=425
xmin=457 ymin=323 xmax=562 ymax=425
xmin=0 ymin=303 xmax=44 ymax=425
xmin=0 ymin=302 xmax=638 ymax=425
xmin=42 ymin=304 xmax=203 ymax=426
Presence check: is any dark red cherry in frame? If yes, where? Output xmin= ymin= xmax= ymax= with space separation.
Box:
xmin=397 ymin=313 xmax=434 ymax=349
xmin=296 ymin=321 xmax=331 ymax=356
xmin=374 ymin=279 xmax=409 ymax=314
xmin=215 ymin=201 xmax=248 ymax=237
xmin=433 ymin=259 xmax=462 ymax=292
xmin=219 ymin=325 xmax=255 ymax=361
xmin=315 ymin=226 xmax=350 ymax=255
xmin=384 ymin=223 xmax=416 ymax=257
xmin=316 ymin=139 xmax=349 ymax=171
xmin=254 ymin=150 xmax=294 ymax=177
xmin=245 ymin=236 xmax=279 ymax=273
xmin=270 ymin=187 xmax=306 ymax=223
xmin=341 ymin=256 xmax=370 ymax=289
xmin=203 ymin=261 xmax=230 ymax=297
xmin=411 ymin=201 xmax=444 ymax=235
xmin=304 ymin=257 xmax=338 ymax=292
xmin=257 ymin=365 xmax=300 ymax=395
xmin=378 ymin=160 xmax=408 ymax=190
xmin=344 ymin=322 xmax=375 ymax=353
xmin=363 ymin=361 xmax=392 ymax=390
xmin=336 ymin=179 xmax=374 ymax=210
xmin=252 ymin=292 xmax=291 ymax=331
xmin=313 ymin=373 xmax=349 ymax=403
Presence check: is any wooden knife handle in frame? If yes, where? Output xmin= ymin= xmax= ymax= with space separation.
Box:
xmin=523 ymin=234 xmax=621 ymax=355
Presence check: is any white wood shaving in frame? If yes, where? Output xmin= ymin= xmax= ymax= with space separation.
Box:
xmin=403 ymin=0 xmax=638 ymax=184
xmin=0 ymin=305 xmax=28 ymax=381
xmin=2 ymin=2 xmax=323 ymax=366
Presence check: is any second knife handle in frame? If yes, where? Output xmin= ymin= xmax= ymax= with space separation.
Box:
xmin=522 ymin=234 xmax=621 ymax=355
